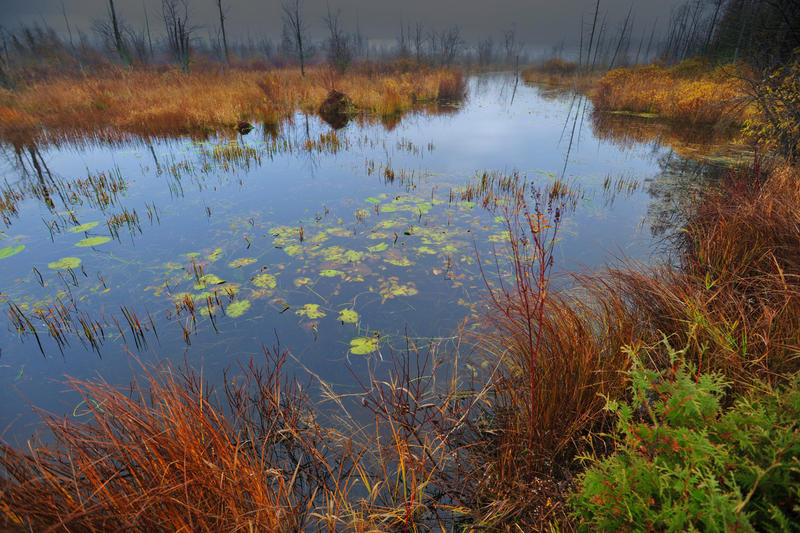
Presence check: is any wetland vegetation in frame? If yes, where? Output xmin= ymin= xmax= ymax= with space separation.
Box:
xmin=1 ymin=0 xmax=800 ymax=531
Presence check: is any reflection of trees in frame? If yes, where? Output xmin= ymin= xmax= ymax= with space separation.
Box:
xmin=589 ymin=108 xmax=751 ymax=242
xmin=644 ymin=151 xmax=729 ymax=241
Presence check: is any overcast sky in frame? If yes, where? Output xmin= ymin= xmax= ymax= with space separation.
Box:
xmin=2 ymin=0 xmax=684 ymax=48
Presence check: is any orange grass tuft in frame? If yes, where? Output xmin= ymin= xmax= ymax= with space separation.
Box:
xmin=591 ymin=60 xmax=756 ymax=125
xmin=0 ymin=347 xmax=336 ymax=531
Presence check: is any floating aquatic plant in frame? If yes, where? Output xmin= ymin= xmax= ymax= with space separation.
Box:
xmin=0 ymin=245 xmax=24 ymax=259
xmin=296 ymin=303 xmax=325 ymax=319
xmin=68 ymin=222 xmax=99 ymax=233
xmin=226 ymin=300 xmax=250 ymax=318
xmin=48 ymin=257 xmax=82 ymax=269
xmin=349 ymin=336 xmax=379 ymax=355
xmin=75 ymin=237 xmax=111 ymax=247
xmin=337 ymin=309 xmax=358 ymax=324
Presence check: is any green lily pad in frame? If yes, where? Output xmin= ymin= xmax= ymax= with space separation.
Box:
xmin=365 ymin=197 xmax=380 ymax=204
xmin=252 ymin=273 xmax=277 ymax=289
xmin=228 ymin=257 xmax=256 ymax=268
xmin=75 ymin=236 xmax=111 ymax=247
xmin=68 ymin=222 xmax=99 ymax=233
xmin=48 ymin=257 xmax=82 ymax=269
xmin=337 ymin=309 xmax=359 ymax=324
xmin=385 ymin=257 xmax=412 ymax=267
xmin=320 ymin=269 xmax=344 ymax=278
xmin=343 ymin=250 xmax=364 ymax=262
xmin=368 ymin=242 xmax=389 ymax=253
xmin=194 ymin=274 xmax=226 ymax=290
xmin=417 ymin=246 xmax=437 ymax=255
xmin=0 ymin=245 xmax=24 ymax=259
xmin=207 ymin=248 xmax=223 ymax=261
xmin=350 ymin=336 xmax=379 ymax=355
xmin=296 ymin=303 xmax=326 ymax=319
xmin=284 ymin=244 xmax=303 ymax=257
xmin=227 ymin=299 xmax=250 ymax=318
xmin=294 ymin=277 xmax=311 ymax=287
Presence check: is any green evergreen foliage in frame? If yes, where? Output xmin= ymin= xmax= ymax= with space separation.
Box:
xmin=571 ymin=344 xmax=800 ymax=532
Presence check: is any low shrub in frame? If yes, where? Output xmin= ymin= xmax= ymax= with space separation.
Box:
xmin=571 ymin=343 xmax=800 ymax=532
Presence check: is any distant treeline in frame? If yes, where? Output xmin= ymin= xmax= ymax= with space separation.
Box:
xmin=0 ymin=0 xmax=797 ymax=88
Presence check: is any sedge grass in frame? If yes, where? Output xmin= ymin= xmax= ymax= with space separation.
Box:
xmin=0 ymin=64 xmax=466 ymax=146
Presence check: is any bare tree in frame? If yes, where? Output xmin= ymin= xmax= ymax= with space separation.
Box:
xmin=503 ymin=25 xmax=521 ymax=65
xmin=413 ymin=21 xmax=425 ymax=64
xmin=324 ymin=4 xmax=352 ymax=73
xmin=143 ymin=0 xmax=153 ymax=60
xmin=107 ymin=0 xmax=129 ymax=64
xmin=477 ymin=36 xmax=494 ymax=66
xmin=0 ymin=27 xmax=12 ymax=90
xmin=282 ymin=0 xmax=308 ymax=76
xmin=216 ymin=0 xmax=230 ymax=65
xmin=162 ymin=0 xmax=192 ymax=73
xmin=438 ymin=26 xmax=462 ymax=66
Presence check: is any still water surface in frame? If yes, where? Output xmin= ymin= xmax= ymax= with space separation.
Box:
xmin=0 ymin=74 xmax=738 ymax=441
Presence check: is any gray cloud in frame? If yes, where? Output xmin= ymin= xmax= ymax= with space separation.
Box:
xmin=1 ymin=0 xmax=684 ymax=48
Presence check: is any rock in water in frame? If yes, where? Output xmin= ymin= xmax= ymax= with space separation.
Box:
xmin=236 ymin=121 xmax=254 ymax=134
xmin=318 ymin=90 xmax=354 ymax=129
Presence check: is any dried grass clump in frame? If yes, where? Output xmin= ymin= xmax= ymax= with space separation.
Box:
xmin=0 ymin=348 xmax=334 ymax=532
xmin=0 ymin=65 xmax=467 ymax=145
xmin=592 ymin=61 xmax=755 ymax=125
xmin=612 ymin=160 xmax=800 ymax=385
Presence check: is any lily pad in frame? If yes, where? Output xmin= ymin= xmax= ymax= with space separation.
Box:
xmin=368 ymin=242 xmax=389 ymax=253
xmin=68 ymin=222 xmax=99 ymax=233
xmin=343 ymin=250 xmax=364 ymax=262
xmin=365 ymin=197 xmax=380 ymax=204
xmin=385 ymin=257 xmax=412 ymax=267
xmin=417 ymin=246 xmax=437 ymax=255
xmin=252 ymin=273 xmax=277 ymax=289
xmin=207 ymin=248 xmax=223 ymax=261
xmin=0 ymin=245 xmax=24 ymax=259
xmin=296 ymin=303 xmax=326 ymax=319
xmin=284 ymin=244 xmax=303 ymax=257
xmin=48 ymin=257 xmax=82 ymax=269
xmin=194 ymin=274 xmax=225 ymax=289
xmin=228 ymin=257 xmax=257 ymax=268
xmin=227 ymin=299 xmax=251 ymax=318
xmin=320 ymin=269 xmax=344 ymax=278
xmin=294 ymin=277 xmax=312 ymax=287
xmin=337 ymin=309 xmax=359 ymax=324
xmin=349 ymin=336 xmax=379 ymax=355
xmin=75 ymin=236 xmax=111 ymax=247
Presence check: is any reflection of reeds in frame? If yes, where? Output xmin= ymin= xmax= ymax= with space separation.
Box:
xmin=7 ymin=297 xmax=156 ymax=356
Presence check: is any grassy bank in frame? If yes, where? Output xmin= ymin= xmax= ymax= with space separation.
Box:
xmin=590 ymin=59 xmax=755 ymax=126
xmin=0 ymin=64 xmax=466 ymax=145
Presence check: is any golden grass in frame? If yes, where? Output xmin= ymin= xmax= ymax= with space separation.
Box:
xmin=0 ymin=65 xmax=465 ymax=145
xmin=592 ymin=60 xmax=757 ymax=125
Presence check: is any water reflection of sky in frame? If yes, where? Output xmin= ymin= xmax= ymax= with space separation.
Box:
xmin=0 ymin=73 xmax=721 ymax=443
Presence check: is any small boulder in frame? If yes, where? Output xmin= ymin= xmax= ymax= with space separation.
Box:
xmin=318 ymin=90 xmax=354 ymax=129
xmin=236 ymin=121 xmax=254 ymax=134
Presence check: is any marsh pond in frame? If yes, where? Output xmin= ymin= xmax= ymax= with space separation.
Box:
xmin=0 ymin=73 xmax=747 ymax=440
